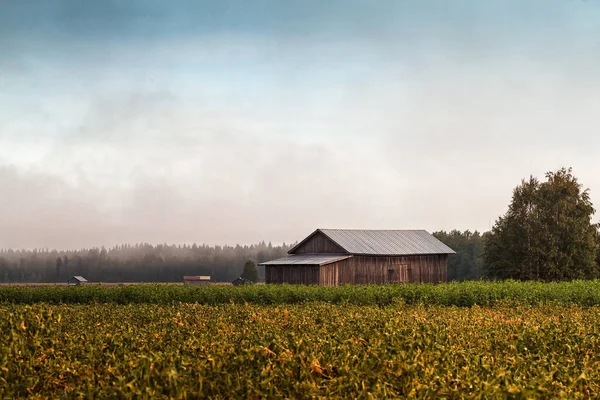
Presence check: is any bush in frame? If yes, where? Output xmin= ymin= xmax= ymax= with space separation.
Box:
xmin=2 ymin=280 xmax=600 ymax=306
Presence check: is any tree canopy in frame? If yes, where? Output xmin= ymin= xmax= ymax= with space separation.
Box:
xmin=433 ymin=230 xmax=485 ymax=281
xmin=484 ymin=168 xmax=599 ymax=281
xmin=240 ymin=260 xmax=259 ymax=282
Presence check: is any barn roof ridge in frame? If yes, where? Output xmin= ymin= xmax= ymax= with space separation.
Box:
xmin=288 ymin=228 xmax=455 ymax=256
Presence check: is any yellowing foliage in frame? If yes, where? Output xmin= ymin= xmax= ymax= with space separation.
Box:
xmin=1 ymin=303 xmax=599 ymax=398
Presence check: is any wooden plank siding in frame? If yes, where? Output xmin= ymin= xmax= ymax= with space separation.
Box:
xmin=319 ymin=263 xmax=339 ymax=286
xmin=265 ymin=265 xmax=320 ymax=285
xmin=335 ymin=255 xmax=448 ymax=285
xmin=264 ymin=255 xmax=448 ymax=285
xmin=291 ymin=231 xmax=347 ymax=254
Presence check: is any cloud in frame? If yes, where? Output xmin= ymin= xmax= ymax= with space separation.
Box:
xmin=1 ymin=1 xmax=600 ymax=248
xmin=0 ymin=165 xmax=120 ymax=248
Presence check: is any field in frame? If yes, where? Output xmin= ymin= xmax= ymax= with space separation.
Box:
xmin=2 ymin=282 xmax=600 ymax=398
xmin=2 ymin=280 xmax=600 ymax=306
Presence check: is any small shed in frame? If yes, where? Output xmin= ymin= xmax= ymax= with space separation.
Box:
xmin=183 ymin=276 xmax=211 ymax=286
xmin=67 ymin=276 xmax=88 ymax=286
xmin=232 ymin=276 xmax=254 ymax=286
xmin=260 ymin=229 xmax=455 ymax=286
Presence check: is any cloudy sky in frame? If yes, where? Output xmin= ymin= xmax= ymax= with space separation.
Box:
xmin=1 ymin=0 xmax=599 ymax=249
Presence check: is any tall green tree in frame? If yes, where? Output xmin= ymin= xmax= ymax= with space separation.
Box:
xmin=241 ymin=260 xmax=259 ymax=282
xmin=485 ymin=168 xmax=599 ymax=281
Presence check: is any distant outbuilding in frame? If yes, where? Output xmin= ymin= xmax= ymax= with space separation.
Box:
xmin=183 ymin=276 xmax=211 ymax=286
xmin=67 ymin=276 xmax=88 ymax=286
xmin=259 ymin=229 xmax=455 ymax=286
xmin=232 ymin=276 xmax=254 ymax=286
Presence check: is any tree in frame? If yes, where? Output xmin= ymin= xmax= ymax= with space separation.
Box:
xmin=241 ymin=260 xmax=259 ymax=282
xmin=485 ymin=168 xmax=599 ymax=281
xmin=433 ymin=230 xmax=485 ymax=281
xmin=55 ymin=257 xmax=63 ymax=279
xmin=596 ymin=229 xmax=600 ymax=270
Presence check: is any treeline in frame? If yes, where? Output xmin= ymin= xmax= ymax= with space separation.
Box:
xmin=0 ymin=242 xmax=291 ymax=284
xmin=0 ymin=234 xmax=487 ymax=284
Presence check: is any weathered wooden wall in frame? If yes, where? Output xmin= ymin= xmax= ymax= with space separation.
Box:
xmin=265 ymin=255 xmax=448 ymax=286
xmin=319 ymin=263 xmax=339 ymax=286
xmin=291 ymin=231 xmax=346 ymax=254
xmin=335 ymin=255 xmax=448 ymax=285
xmin=265 ymin=265 xmax=320 ymax=285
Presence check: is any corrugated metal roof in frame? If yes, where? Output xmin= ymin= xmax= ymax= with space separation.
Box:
xmin=259 ymin=254 xmax=352 ymax=266
xmin=71 ymin=276 xmax=88 ymax=282
xmin=315 ymin=229 xmax=456 ymax=255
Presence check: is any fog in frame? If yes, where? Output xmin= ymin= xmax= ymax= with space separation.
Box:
xmin=1 ymin=1 xmax=599 ymax=249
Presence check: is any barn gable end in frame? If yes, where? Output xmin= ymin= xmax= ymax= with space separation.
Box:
xmin=289 ymin=230 xmax=347 ymax=254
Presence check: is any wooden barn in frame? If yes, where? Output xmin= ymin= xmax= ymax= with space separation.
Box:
xmin=183 ymin=276 xmax=211 ymax=286
xmin=67 ymin=276 xmax=88 ymax=286
xmin=260 ymin=229 xmax=455 ymax=286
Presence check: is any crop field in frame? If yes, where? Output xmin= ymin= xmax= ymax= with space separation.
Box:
xmin=1 ymin=301 xmax=600 ymax=398
xmin=3 ymin=280 xmax=600 ymax=306
xmin=2 ymin=282 xmax=600 ymax=398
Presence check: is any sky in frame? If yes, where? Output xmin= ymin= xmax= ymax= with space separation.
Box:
xmin=1 ymin=0 xmax=600 ymax=249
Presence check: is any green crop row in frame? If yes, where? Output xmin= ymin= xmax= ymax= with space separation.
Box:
xmin=2 ymin=280 xmax=600 ymax=306
xmin=1 ymin=302 xmax=599 ymax=398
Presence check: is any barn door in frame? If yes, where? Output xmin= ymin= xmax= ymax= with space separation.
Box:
xmin=388 ymin=264 xmax=410 ymax=284
xmin=402 ymin=264 xmax=411 ymax=283
xmin=387 ymin=265 xmax=400 ymax=284
xmin=403 ymin=264 xmax=414 ymax=283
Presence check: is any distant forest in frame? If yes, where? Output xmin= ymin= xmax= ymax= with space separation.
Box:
xmin=0 ymin=242 xmax=291 ymax=284
xmin=0 ymin=233 xmax=484 ymax=284
xmin=2 ymin=227 xmax=598 ymax=283
xmin=433 ymin=231 xmax=485 ymax=281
